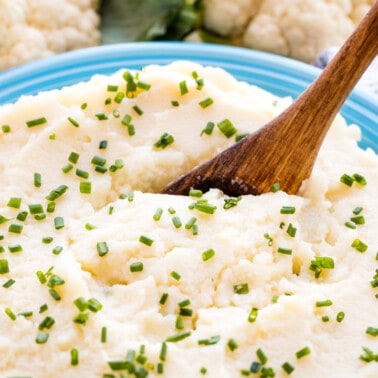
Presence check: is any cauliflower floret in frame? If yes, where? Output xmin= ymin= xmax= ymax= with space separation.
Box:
xmin=203 ymin=0 xmax=263 ymax=37
xmin=0 ymin=0 xmax=100 ymax=70
xmin=203 ymin=0 xmax=374 ymax=63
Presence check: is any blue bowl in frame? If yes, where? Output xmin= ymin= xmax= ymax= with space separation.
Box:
xmin=0 ymin=42 xmax=376 ymax=151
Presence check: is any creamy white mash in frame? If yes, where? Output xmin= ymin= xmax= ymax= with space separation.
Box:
xmin=0 ymin=61 xmax=377 ymax=378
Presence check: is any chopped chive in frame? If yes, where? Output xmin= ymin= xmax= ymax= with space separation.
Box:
xmin=179 ymin=80 xmax=188 ymax=95
xmin=39 ymin=304 xmax=48 ymax=313
xmin=26 ymin=117 xmax=47 ymax=127
xmin=353 ymin=206 xmax=363 ymax=215
xmin=178 ymin=299 xmax=191 ymax=308
xmin=193 ymin=201 xmax=217 ymax=214
xmin=87 ymin=298 xmax=102 ymax=312
xmin=76 ymin=168 xmax=89 ymax=179
xmin=97 ymin=241 xmax=109 ymax=257
xmin=99 ymin=140 xmax=108 ymax=149
xmin=8 ymin=224 xmax=23 ymax=234
xmin=359 ymin=347 xmax=378 ymax=362
xmin=139 ymin=235 xmax=154 ymax=246
xmin=175 ymin=315 xmax=184 ymax=329
xmin=366 ymin=327 xmax=378 ymax=337
xmin=282 ymin=362 xmax=295 ymax=374
xmin=286 ymin=223 xmax=297 ymax=237
xmin=350 ymin=215 xmax=365 ymax=225
xmin=132 ymin=105 xmax=143 ymax=115
xmin=160 ymin=342 xmax=167 ymax=361
xmin=45 ymin=184 xmax=68 ymax=201
xmin=250 ymin=362 xmax=261 ymax=373
xmin=179 ymin=307 xmax=193 ymax=317
xmin=127 ymin=124 xmax=135 ymax=136
xmin=340 ymin=173 xmax=354 ymax=187
xmin=114 ymin=91 xmax=125 ymax=103
xmin=5 ymin=307 xmax=16 ymax=320
xmin=154 ymin=133 xmax=174 ymax=149
xmin=85 ymin=223 xmax=96 ymax=230
xmin=315 ymin=299 xmax=333 ymax=307
xmin=62 ymin=163 xmax=73 ymax=173
xmin=107 ymin=84 xmax=118 ymax=92
xmin=189 ymin=189 xmax=203 ymax=197
xmin=280 ymin=206 xmax=296 ymax=214
xmin=202 ymin=248 xmax=215 ymax=261
xmin=277 ymin=247 xmax=292 ymax=255
xmin=309 ymin=256 xmax=335 ymax=278
xmin=130 ymin=261 xmax=144 ymax=272
xmin=91 ymin=155 xmax=106 ymax=166
xmin=95 ymin=113 xmax=108 ymax=120
xmin=81 ymin=102 xmax=87 ymax=109
xmin=351 ymin=238 xmax=368 ymax=252
xmin=16 ymin=211 xmax=28 ymax=221
xmin=42 ymin=236 xmax=53 ymax=244
xmin=3 ymin=278 xmax=15 ymax=288
xmin=345 ymin=221 xmax=356 ymax=229
xmin=0 ymin=259 xmax=10 ymax=274
xmin=54 ymin=217 xmax=64 ymax=230
xmin=235 ymin=132 xmax=249 ymax=142
xmin=172 ymin=216 xmax=182 ymax=228
xmin=198 ymin=335 xmax=220 ymax=346
xmin=166 ymin=330 xmax=191 ymax=342
xmin=46 ymin=202 xmax=56 ymax=213
xmin=199 ymin=97 xmax=214 ymax=108
xmin=101 ymin=326 xmax=107 ymax=343
xmin=256 ymin=348 xmax=268 ymax=365
xmin=322 ymin=315 xmax=330 ymax=322
xmin=36 ymin=270 xmax=47 ymax=284
xmin=192 ymin=224 xmax=199 ymax=235
xmin=227 ymin=338 xmax=238 ymax=351
xmin=168 ymin=207 xmax=176 ymax=214
xmin=201 ymin=121 xmax=215 ymax=136
xmin=270 ymin=182 xmax=281 ymax=192
xmin=353 ymin=173 xmax=367 ymax=186
xmin=18 ymin=310 xmax=33 ymax=318
xmin=52 ymin=246 xmax=63 ymax=255
xmin=185 ymin=217 xmax=197 ymax=229
xmin=8 ymin=244 xmax=23 ymax=253
xmin=7 ymin=197 xmax=22 ymax=209
xmin=217 ymin=119 xmax=237 ymax=138
xmin=248 ymin=307 xmax=258 ymax=323
xmin=108 ymin=360 xmax=129 ymax=370
xmin=159 ymin=292 xmax=168 ymax=305
xmin=137 ymin=81 xmax=151 ymax=90
xmin=71 ymin=348 xmax=79 ymax=366
xmin=233 ymin=283 xmax=249 ymax=295
xmin=336 ymin=311 xmax=345 ymax=322
xmin=80 ymin=181 xmax=92 ymax=194
xmin=33 ymin=172 xmax=42 ymax=187
xmin=153 ymin=208 xmax=163 ymax=221
xmin=74 ymin=297 xmax=88 ymax=311
xmin=223 ymin=196 xmax=241 ymax=209
xmin=296 ymin=346 xmax=311 ymax=359
xmin=170 ymin=271 xmax=181 ymax=281
xmin=38 ymin=316 xmax=55 ymax=330
xmin=68 ymin=152 xmax=80 ymax=164
xmin=35 ymin=332 xmax=49 ymax=344
xmin=67 ymin=117 xmax=79 ymax=127
xmin=73 ymin=312 xmax=89 ymax=325
xmin=2 ymin=124 xmax=11 ymax=133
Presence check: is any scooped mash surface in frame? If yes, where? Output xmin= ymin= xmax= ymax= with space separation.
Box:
xmin=0 ymin=61 xmax=377 ymax=378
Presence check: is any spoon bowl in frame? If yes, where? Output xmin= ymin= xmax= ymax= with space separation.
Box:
xmin=162 ymin=2 xmax=378 ymax=196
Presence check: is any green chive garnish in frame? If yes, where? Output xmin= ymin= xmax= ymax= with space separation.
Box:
xmin=199 ymin=97 xmax=214 ymax=108
xmin=67 ymin=117 xmax=79 ymax=127
xmin=166 ymin=330 xmax=191 ymax=342
xmin=296 ymin=346 xmax=311 ymax=359
xmin=201 ymin=121 xmax=215 ymax=136
xmin=97 ymin=241 xmax=109 ymax=257
xmin=233 ymin=283 xmax=249 ymax=295
xmin=217 ymin=119 xmax=237 ymax=138
xmin=26 ymin=117 xmax=47 ymax=127
xmin=139 ymin=235 xmax=154 ymax=246
xmin=154 ymin=133 xmax=174 ymax=149
xmin=351 ymin=238 xmax=368 ymax=252
xmin=80 ymin=181 xmax=92 ymax=194
xmin=130 ymin=261 xmax=144 ymax=272
xmin=202 ymin=248 xmax=215 ymax=261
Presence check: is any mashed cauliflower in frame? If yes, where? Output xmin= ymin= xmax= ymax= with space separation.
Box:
xmin=0 ymin=61 xmax=377 ymax=377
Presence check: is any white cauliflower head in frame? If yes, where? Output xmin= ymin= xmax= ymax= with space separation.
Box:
xmin=0 ymin=0 xmax=100 ymax=70
xmin=203 ymin=0 xmax=374 ymax=63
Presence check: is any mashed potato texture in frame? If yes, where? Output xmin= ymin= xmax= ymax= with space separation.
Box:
xmin=0 ymin=61 xmax=377 ymax=377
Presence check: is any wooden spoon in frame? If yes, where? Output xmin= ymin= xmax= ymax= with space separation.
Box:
xmin=162 ymin=2 xmax=378 ymax=197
